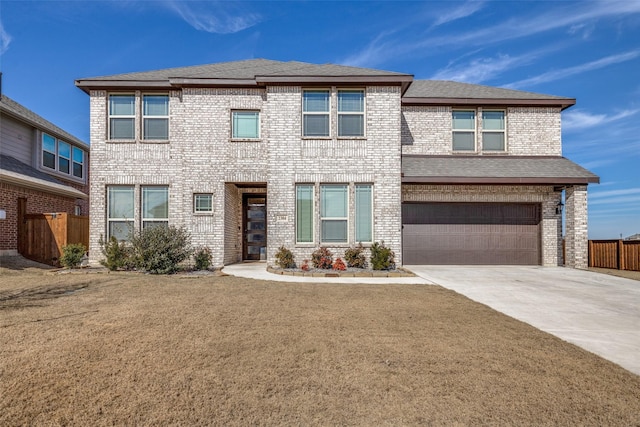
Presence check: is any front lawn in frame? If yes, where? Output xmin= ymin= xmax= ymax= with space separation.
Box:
xmin=1 ymin=264 xmax=639 ymax=425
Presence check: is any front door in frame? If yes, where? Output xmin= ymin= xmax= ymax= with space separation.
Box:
xmin=243 ymin=195 xmax=267 ymax=261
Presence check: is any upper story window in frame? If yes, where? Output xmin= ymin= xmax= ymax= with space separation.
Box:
xmin=303 ymin=90 xmax=330 ymax=137
xmin=452 ymin=110 xmax=476 ymax=151
xmin=232 ymin=111 xmax=260 ymax=139
xmin=109 ymin=94 xmax=135 ymax=140
xmin=143 ymin=95 xmax=169 ymax=140
xmin=338 ymin=90 xmax=365 ymax=137
xmin=41 ymin=133 xmax=86 ymax=180
xmin=482 ymin=110 xmax=505 ymax=151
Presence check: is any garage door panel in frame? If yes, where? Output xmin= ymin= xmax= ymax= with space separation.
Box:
xmin=402 ymin=203 xmax=541 ymax=265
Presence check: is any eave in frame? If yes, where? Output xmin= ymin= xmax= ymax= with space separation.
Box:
xmin=0 ymin=170 xmax=88 ymax=199
xmin=401 ymin=176 xmax=600 ymax=185
xmin=401 ymin=97 xmax=576 ymax=111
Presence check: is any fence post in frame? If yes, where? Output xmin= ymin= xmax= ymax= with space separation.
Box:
xmin=588 ymin=240 xmax=593 ymax=267
xmin=618 ymin=240 xmax=625 ymax=271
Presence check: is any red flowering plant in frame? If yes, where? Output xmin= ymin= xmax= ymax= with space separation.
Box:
xmin=332 ymin=257 xmax=347 ymax=271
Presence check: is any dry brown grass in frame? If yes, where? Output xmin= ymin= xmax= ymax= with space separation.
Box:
xmin=1 ymin=259 xmax=639 ymax=426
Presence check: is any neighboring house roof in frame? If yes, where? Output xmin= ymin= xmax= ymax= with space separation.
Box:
xmin=0 ymin=154 xmax=87 ymax=199
xmin=402 ymin=155 xmax=599 ymax=184
xmin=75 ymin=59 xmax=414 ymax=92
xmin=0 ymin=95 xmax=88 ymax=149
xmin=626 ymin=234 xmax=640 ymax=240
xmin=403 ymin=80 xmax=575 ymax=110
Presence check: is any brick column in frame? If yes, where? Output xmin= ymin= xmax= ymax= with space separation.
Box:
xmin=564 ymin=185 xmax=588 ymax=269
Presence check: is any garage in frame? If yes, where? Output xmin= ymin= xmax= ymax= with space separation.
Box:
xmin=402 ymin=202 xmax=541 ymax=265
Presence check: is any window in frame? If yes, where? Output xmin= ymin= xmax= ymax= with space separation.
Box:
xmin=41 ymin=133 xmax=86 ymax=179
xmin=143 ymin=95 xmax=169 ymax=140
xmin=320 ymin=184 xmax=348 ymax=243
xmin=232 ymin=111 xmax=260 ymax=139
xmin=42 ymin=133 xmax=56 ymax=169
xmin=109 ymin=94 xmax=135 ymax=139
xmin=482 ymin=110 xmax=505 ymax=151
xmin=338 ymin=90 xmax=365 ymax=137
xmin=194 ymin=194 xmax=213 ymax=213
xmin=296 ymin=185 xmax=314 ymax=243
xmin=303 ymin=90 xmax=330 ymax=137
xmin=142 ymin=186 xmax=169 ymax=229
xmin=452 ymin=110 xmax=476 ymax=151
xmin=355 ymin=184 xmax=373 ymax=243
xmin=107 ymin=186 xmax=134 ymax=241
xmin=72 ymin=147 xmax=84 ymax=178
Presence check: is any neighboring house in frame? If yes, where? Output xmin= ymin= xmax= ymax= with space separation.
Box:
xmin=0 ymin=94 xmax=89 ymax=256
xmin=626 ymin=234 xmax=640 ymax=241
xmin=75 ymin=59 xmax=598 ymax=269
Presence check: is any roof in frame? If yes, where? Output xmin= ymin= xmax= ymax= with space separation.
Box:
xmin=402 ymin=155 xmax=599 ymax=185
xmin=0 ymin=154 xmax=88 ymax=199
xmin=75 ymin=59 xmax=414 ymax=92
xmin=403 ymin=80 xmax=575 ymax=110
xmin=0 ymin=95 xmax=88 ymax=148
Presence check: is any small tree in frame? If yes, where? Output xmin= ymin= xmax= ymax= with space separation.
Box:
xmin=274 ymin=246 xmax=295 ymax=269
xmin=60 ymin=243 xmax=86 ymax=268
xmin=130 ymin=225 xmax=192 ymax=274
xmin=370 ymin=241 xmax=395 ymax=271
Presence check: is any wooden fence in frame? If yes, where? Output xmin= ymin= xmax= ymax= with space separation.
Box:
xmin=18 ymin=213 xmax=89 ymax=266
xmin=588 ymin=240 xmax=640 ymax=271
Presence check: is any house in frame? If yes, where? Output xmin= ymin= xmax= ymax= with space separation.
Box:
xmin=75 ymin=59 xmax=598 ymax=269
xmin=0 ymin=93 xmax=90 ymax=257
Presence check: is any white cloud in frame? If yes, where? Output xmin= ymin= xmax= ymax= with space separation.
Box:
xmin=431 ymin=1 xmax=485 ymax=27
xmin=590 ymin=188 xmax=640 ymax=199
xmin=341 ymin=31 xmax=397 ymax=68
xmin=0 ymin=21 xmax=12 ymax=55
xmin=165 ymin=1 xmax=261 ymax=34
xmin=562 ymin=108 xmax=639 ymax=131
xmin=430 ymin=54 xmax=527 ymax=83
xmin=505 ymin=50 xmax=640 ymax=88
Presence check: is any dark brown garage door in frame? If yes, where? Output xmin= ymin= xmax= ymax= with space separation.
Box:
xmin=403 ymin=203 xmax=541 ymax=265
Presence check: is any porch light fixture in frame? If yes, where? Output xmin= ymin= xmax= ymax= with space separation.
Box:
xmin=556 ymin=201 xmax=564 ymax=214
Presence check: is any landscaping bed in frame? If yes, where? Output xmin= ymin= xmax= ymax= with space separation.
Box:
xmin=267 ymin=265 xmax=415 ymax=277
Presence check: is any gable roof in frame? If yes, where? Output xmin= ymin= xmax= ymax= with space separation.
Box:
xmin=403 ymin=80 xmax=575 ymax=110
xmin=75 ymin=59 xmax=414 ymax=92
xmin=402 ymin=155 xmax=599 ymax=185
xmin=0 ymin=95 xmax=88 ymax=148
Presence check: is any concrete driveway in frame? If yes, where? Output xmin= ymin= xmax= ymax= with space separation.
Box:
xmin=407 ymin=266 xmax=640 ymax=376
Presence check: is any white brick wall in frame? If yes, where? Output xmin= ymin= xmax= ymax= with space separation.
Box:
xmin=401 ymin=106 xmax=562 ymax=156
xmin=565 ymin=185 xmax=589 ymax=269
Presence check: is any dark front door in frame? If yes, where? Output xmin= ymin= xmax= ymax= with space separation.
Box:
xmin=243 ymin=195 xmax=267 ymax=261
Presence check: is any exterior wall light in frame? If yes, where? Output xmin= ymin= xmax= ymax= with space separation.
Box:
xmin=556 ymin=201 xmax=564 ymax=214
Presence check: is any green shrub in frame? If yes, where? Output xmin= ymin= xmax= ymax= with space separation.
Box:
xmin=274 ymin=246 xmax=295 ymax=269
xmin=194 ymin=246 xmax=213 ymax=270
xmin=130 ymin=225 xmax=192 ymax=274
xmin=98 ymin=235 xmax=133 ymax=271
xmin=60 ymin=243 xmax=86 ymax=268
xmin=344 ymin=243 xmax=367 ymax=268
xmin=311 ymin=247 xmax=333 ymax=269
xmin=370 ymin=241 xmax=395 ymax=271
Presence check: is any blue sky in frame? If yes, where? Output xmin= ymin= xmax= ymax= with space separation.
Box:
xmin=1 ymin=0 xmax=638 ymax=239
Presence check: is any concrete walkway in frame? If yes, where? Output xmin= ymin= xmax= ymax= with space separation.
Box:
xmin=407 ymin=265 xmax=640 ymax=376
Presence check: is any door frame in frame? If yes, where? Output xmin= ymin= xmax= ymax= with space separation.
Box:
xmin=242 ymin=193 xmax=267 ymax=261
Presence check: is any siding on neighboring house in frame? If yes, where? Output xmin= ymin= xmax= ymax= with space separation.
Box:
xmin=1 ymin=114 xmax=34 ymax=164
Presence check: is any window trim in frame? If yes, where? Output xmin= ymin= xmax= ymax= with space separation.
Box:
xmin=481 ymin=109 xmax=507 ymax=152
xmin=107 ymin=185 xmax=135 ymax=241
xmin=337 ymin=89 xmax=366 ymax=138
xmin=295 ymin=184 xmax=315 ymax=244
xmin=193 ymin=193 xmax=213 ymax=214
xmin=302 ymin=89 xmax=331 ymax=138
xmin=320 ymin=184 xmax=349 ymax=244
xmin=452 ymin=109 xmax=477 ymax=152
xmin=72 ymin=146 xmax=84 ymax=179
xmin=142 ymin=94 xmax=170 ymax=141
xmin=141 ymin=186 xmax=169 ymax=229
xmin=108 ymin=93 xmax=136 ymax=141
xmin=231 ymin=110 xmax=261 ymax=140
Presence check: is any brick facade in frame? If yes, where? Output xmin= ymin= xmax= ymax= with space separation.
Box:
xmin=564 ymin=185 xmax=589 ymax=269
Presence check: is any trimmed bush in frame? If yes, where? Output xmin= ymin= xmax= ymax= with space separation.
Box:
xmin=332 ymin=257 xmax=347 ymax=271
xmin=370 ymin=241 xmax=395 ymax=271
xmin=60 ymin=243 xmax=86 ymax=268
xmin=98 ymin=235 xmax=133 ymax=271
xmin=311 ymin=247 xmax=333 ymax=269
xmin=344 ymin=243 xmax=367 ymax=268
xmin=194 ymin=246 xmax=213 ymax=271
xmin=275 ymin=246 xmax=295 ymax=269
xmin=130 ymin=225 xmax=192 ymax=274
